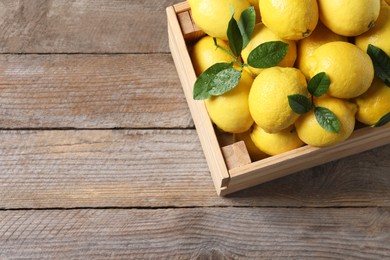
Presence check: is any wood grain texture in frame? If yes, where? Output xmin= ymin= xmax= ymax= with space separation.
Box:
xmin=1 ymin=207 xmax=389 ymax=259
xmin=0 ymin=130 xmax=389 ymax=209
xmin=0 ymin=54 xmax=192 ymax=128
xmin=0 ymin=0 xmax=182 ymax=53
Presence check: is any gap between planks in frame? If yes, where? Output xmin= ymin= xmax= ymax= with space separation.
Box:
xmin=0 ymin=205 xmax=387 ymax=212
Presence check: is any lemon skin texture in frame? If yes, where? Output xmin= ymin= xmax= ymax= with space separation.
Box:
xmin=250 ymin=124 xmax=304 ymax=156
xmin=296 ymin=22 xmax=347 ymax=79
xmin=309 ymin=42 xmax=374 ymax=99
xmin=241 ymin=23 xmax=297 ymax=76
xmin=188 ymin=0 xmax=251 ymax=40
xmin=259 ymin=0 xmax=319 ymax=40
xmin=205 ymin=70 xmax=254 ymax=134
xmin=318 ymin=0 xmax=380 ymax=37
xmin=249 ymin=67 xmax=309 ymax=133
xmin=355 ymin=4 xmax=390 ymax=56
xmin=354 ymin=77 xmax=390 ymax=125
xmin=295 ymin=96 xmax=357 ymax=147
xmin=191 ymin=36 xmax=232 ymax=76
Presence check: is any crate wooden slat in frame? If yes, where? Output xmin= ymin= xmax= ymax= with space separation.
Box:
xmin=166 ymin=1 xmax=390 ymax=196
xmin=167 ymin=5 xmax=230 ymax=194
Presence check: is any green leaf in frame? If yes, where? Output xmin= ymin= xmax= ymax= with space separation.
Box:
xmin=367 ymin=44 xmax=390 ymax=87
xmin=288 ymin=94 xmax=312 ymax=114
xmin=208 ymin=67 xmax=241 ymax=96
xmin=247 ymin=41 xmax=289 ymax=68
xmin=372 ymin=112 xmax=390 ymax=127
xmin=237 ymin=7 xmax=255 ymax=49
xmin=314 ymin=106 xmax=341 ymax=133
xmin=193 ymin=63 xmax=232 ymax=100
xmin=227 ymin=15 xmax=243 ymax=57
xmin=308 ymin=72 xmax=330 ymax=96
xmin=385 ymin=78 xmax=390 ymax=86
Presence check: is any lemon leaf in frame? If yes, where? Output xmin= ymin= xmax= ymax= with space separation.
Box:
xmin=247 ymin=41 xmax=288 ymax=68
xmin=193 ymin=62 xmax=232 ymax=100
xmin=372 ymin=112 xmax=390 ymax=127
xmin=308 ymin=72 xmax=330 ymax=96
xmin=315 ymin=107 xmax=340 ymax=133
xmin=208 ymin=67 xmax=241 ymax=96
xmin=237 ymin=6 xmax=255 ymax=49
xmin=367 ymin=44 xmax=390 ymax=87
xmin=385 ymin=78 xmax=390 ymax=86
xmin=288 ymin=94 xmax=312 ymax=114
xmin=227 ymin=15 xmax=243 ymax=57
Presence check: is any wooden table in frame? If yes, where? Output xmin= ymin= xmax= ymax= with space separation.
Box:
xmin=0 ymin=1 xmax=389 ymax=258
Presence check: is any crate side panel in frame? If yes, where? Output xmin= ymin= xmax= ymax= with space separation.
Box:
xmin=167 ymin=6 xmax=230 ymax=195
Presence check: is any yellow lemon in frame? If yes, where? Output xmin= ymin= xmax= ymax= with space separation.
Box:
xmin=235 ymin=130 xmax=268 ymax=161
xmin=318 ymin=0 xmax=380 ymax=36
xmin=241 ymin=23 xmax=297 ymax=76
xmin=191 ymin=36 xmax=232 ymax=76
xmin=248 ymin=67 xmax=309 ymax=133
xmin=205 ymin=70 xmax=254 ymax=133
xmin=296 ymin=22 xmax=347 ymax=79
xmin=355 ymin=4 xmax=390 ymax=56
xmin=354 ymin=77 xmax=390 ymax=125
xmin=309 ymin=41 xmax=374 ymax=99
xmin=188 ymin=0 xmax=250 ymax=40
xmin=250 ymin=124 xmax=304 ymax=156
xmin=259 ymin=0 xmax=319 ymax=40
xmin=295 ymin=96 xmax=357 ymax=147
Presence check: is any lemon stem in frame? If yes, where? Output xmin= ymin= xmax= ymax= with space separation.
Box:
xmin=213 ymin=37 xmax=246 ymax=70
xmin=311 ymin=95 xmax=315 ymax=109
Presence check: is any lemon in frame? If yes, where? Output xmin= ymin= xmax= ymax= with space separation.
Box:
xmin=259 ymin=0 xmax=319 ymax=40
xmin=355 ymin=4 xmax=390 ymax=56
xmin=205 ymin=70 xmax=254 ymax=133
xmin=235 ymin=130 xmax=268 ymax=161
xmin=354 ymin=77 xmax=390 ymax=125
xmin=295 ymin=96 xmax=357 ymax=147
xmin=309 ymin=41 xmax=374 ymax=99
xmin=241 ymin=23 xmax=297 ymax=76
xmin=248 ymin=67 xmax=309 ymax=133
xmin=250 ymin=124 xmax=304 ymax=156
xmin=318 ymin=0 xmax=380 ymax=37
xmin=296 ymin=22 xmax=347 ymax=79
xmin=191 ymin=36 xmax=232 ymax=76
xmin=188 ymin=0 xmax=250 ymax=40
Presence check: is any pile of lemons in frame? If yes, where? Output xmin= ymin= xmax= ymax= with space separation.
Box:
xmin=189 ymin=0 xmax=390 ymax=160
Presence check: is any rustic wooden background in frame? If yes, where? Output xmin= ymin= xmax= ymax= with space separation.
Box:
xmin=0 ymin=0 xmax=389 ymax=258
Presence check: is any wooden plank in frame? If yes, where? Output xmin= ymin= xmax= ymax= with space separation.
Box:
xmin=0 ymin=208 xmax=389 ymax=258
xmin=0 ymin=130 xmax=389 ymax=208
xmin=0 ymin=0 xmax=183 ymax=53
xmin=0 ymin=54 xmax=192 ymax=128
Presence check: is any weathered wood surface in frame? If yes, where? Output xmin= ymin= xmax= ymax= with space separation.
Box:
xmin=0 ymin=130 xmax=389 ymax=209
xmin=1 ymin=208 xmax=389 ymax=259
xmin=0 ymin=54 xmax=192 ymax=129
xmin=0 ymin=0 xmax=182 ymax=54
xmin=0 ymin=0 xmax=389 ymax=258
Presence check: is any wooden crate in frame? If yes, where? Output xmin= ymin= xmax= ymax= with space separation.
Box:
xmin=166 ymin=2 xmax=390 ymax=196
